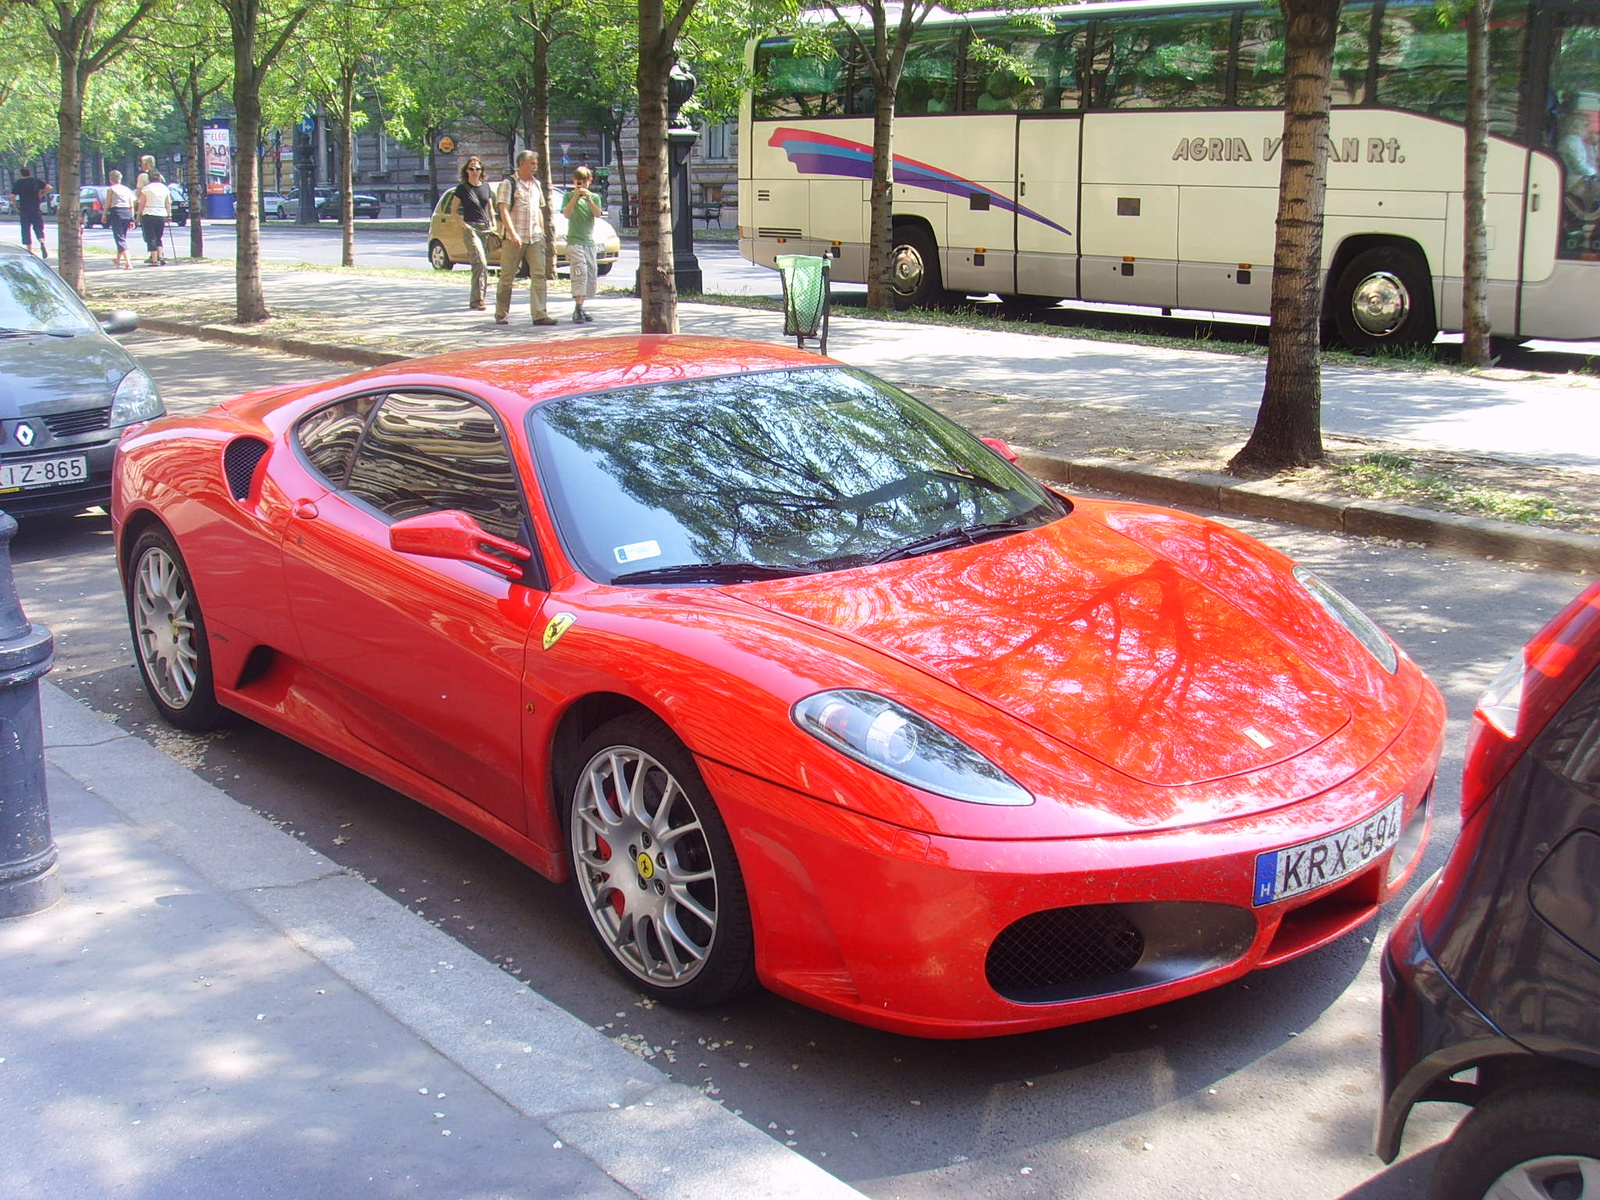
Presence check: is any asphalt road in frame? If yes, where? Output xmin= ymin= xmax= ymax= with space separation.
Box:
xmin=11 ymin=332 xmax=1590 ymax=1200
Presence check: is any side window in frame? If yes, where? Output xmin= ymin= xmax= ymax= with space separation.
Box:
xmin=754 ymin=41 xmax=845 ymax=118
xmin=1536 ymin=665 xmax=1600 ymax=789
xmin=962 ymin=23 xmax=1084 ymax=113
xmin=898 ymin=27 xmax=960 ymax=114
xmin=296 ymin=394 xmax=378 ymax=487
xmin=1235 ymin=10 xmax=1286 ymax=107
xmin=1088 ymin=11 xmax=1233 ymax=109
xmin=1376 ymin=0 xmax=1526 ymax=132
xmin=345 ymin=391 xmax=527 ymax=543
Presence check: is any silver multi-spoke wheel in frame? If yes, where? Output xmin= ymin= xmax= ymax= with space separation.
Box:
xmin=1485 ymin=1156 xmax=1600 ymax=1200
xmin=133 ymin=545 xmax=199 ymax=710
xmin=571 ymin=742 xmax=720 ymax=989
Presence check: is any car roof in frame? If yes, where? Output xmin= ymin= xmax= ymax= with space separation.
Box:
xmin=334 ymin=335 xmax=837 ymax=413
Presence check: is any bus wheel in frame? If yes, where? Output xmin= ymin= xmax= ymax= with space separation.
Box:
xmin=1330 ymin=245 xmax=1436 ymax=352
xmin=890 ymin=226 xmax=944 ymax=310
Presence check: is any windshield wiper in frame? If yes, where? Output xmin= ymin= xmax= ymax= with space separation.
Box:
xmin=869 ymin=513 xmax=1045 ymax=565
xmin=611 ymin=561 xmax=820 ymax=585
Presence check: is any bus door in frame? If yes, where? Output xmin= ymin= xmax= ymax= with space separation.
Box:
xmin=1016 ymin=116 xmax=1083 ymax=299
xmin=931 ymin=114 xmax=1025 ymax=296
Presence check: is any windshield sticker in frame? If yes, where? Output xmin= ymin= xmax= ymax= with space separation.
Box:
xmin=614 ymin=539 xmax=662 ymax=565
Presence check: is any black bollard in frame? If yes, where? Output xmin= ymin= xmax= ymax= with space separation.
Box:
xmin=0 ymin=510 xmax=58 ymax=918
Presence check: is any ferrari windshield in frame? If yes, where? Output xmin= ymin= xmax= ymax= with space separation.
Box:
xmin=528 ymin=366 xmax=1067 ymax=585
xmin=0 ymin=254 xmax=97 ymax=337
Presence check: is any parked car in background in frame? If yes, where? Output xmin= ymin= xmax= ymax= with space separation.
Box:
xmin=426 ymin=185 xmax=621 ymax=277
xmin=78 ymin=185 xmax=109 ymax=228
xmin=316 ymin=191 xmax=381 ymax=220
xmin=260 ymin=191 xmax=291 ymax=219
xmin=166 ymin=183 xmax=190 ymax=226
xmin=0 ymin=196 xmax=13 ymax=216
xmin=1378 ymin=579 xmax=1600 ymax=1199
xmin=0 ymin=244 xmax=162 ymax=517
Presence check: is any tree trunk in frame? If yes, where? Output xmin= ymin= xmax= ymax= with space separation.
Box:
xmin=187 ymin=105 xmax=205 ymax=259
xmin=1462 ymin=0 xmax=1492 ymax=368
xmin=341 ymin=70 xmax=356 ymax=267
xmin=1227 ymin=0 xmax=1339 ymax=474
xmin=637 ymin=0 xmax=675 ymax=333
xmin=233 ymin=43 xmax=269 ymax=322
xmin=534 ymin=28 xmax=555 ymax=282
xmin=865 ymin=69 xmax=895 ymax=310
xmin=56 ymin=60 xmax=86 ymax=295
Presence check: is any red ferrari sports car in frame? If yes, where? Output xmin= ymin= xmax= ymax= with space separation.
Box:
xmin=112 ymin=336 xmax=1445 ymax=1038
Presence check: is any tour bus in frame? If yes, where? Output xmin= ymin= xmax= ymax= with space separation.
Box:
xmin=740 ymin=0 xmax=1600 ymax=349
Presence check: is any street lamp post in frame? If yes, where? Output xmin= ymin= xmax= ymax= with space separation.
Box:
xmin=666 ymin=64 xmax=703 ymax=294
xmin=0 ymin=511 xmax=58 ymax=919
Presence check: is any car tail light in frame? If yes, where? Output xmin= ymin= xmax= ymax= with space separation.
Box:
xmin=1461 ymin=581 xmax=1600 ymax=821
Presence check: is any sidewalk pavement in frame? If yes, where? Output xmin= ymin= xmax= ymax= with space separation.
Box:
xmin=1 ymin=683 xmax=865 ymax=1200
xmin=84 ymin=256 xmax=1599 ymax=574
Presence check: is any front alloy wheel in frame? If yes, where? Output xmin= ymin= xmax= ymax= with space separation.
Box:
xmin=428 ymin=240 xmax=454 ymax=271
xmin=567 ymin=715 xmax=754 ymax=1006
xmin=127 ymin=528 xmax=224 ymax=731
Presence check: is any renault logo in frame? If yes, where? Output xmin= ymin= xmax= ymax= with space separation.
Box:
xmin=14 ymin=423 xmax=34 ymax=448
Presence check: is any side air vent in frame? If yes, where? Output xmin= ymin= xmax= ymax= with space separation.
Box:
xmin=758 ymin=227 xmax=804 ymax=239
xmin=756 ymin=189 xmax=772 ymax=202
xmin=223 ymin=437 xmax=269 ymax=501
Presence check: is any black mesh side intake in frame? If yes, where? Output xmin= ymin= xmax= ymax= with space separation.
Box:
xmin=986 ymin=905 xmax=1145 ymax=999
xmin=43 ymin=407 xmax=111 ymax=438
xmin=223 ymin=437 xmax=269 ymax=501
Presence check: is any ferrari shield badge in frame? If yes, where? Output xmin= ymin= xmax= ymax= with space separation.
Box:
xmin=542 ymin=612 xmax=577 ymax=651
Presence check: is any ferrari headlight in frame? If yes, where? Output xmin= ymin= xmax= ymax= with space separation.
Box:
xmin=1294 ymin=566 xmax=1398 ymax=673
xmin=792 ymin=689 xmax=1032 ymax=806
xmin=110 ymin=368 xmax=163 ymax=426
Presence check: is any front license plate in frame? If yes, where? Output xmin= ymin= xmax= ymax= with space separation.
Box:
xmin=1252 ymin=795 xmax=1404 ymax=907
xmin=0 ymin=455 xmax=87 ymax=492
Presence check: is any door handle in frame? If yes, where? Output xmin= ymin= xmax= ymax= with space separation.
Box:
xmin=292 ymin=499 xmax=319 ymax=520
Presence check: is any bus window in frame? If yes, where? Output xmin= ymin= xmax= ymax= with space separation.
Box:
xmin=1087 ymin=10 xmax=1233 ymax=109
xmin=1549 ymin=15 xmax=1600 ymax=256
xmin=1375 ymin=0 xmax=1526 ymax=132
xmin=1235 ymin=10 xmax=1286 ymax=107
xmin=1331 ymin=4 xmax=1376 ymax=105
xmin=754 ymin=41 xmax=845 ymax=119
xmin=964 ymin=22 xmax=1087 ymax=112
xmin=897 ymin=27 xmax=959 ymax=114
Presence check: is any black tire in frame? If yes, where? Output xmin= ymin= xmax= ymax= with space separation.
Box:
xmin=428 ymin=239 xmax=454 ymax=271
xmin=563 ymin=712 xmax=756 ymax=1007
xmin=889 ymin=224 xmax=947 ymax=310
xmin=598 ymin=262 xmax=613 ymax=276
xmin=1329 ymin=244 xmax=1437 ymax=352
xmin=1427 ymin=1083 xmax=1600 ymax=1200
xmin=125 ymin=527 xmax=225 ymax=732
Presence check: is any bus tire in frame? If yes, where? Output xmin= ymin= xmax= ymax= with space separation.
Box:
xmin=890 ymin=225 xmax=945 ymax=310
xmin=1330 ymin=245 xmax=1436 ymax=352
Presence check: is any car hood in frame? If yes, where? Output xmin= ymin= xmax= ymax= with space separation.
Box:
xmin=732 ymin=513 xmax=1354 ymax=788
xmin=0 ymin=332 xmax=135 ymax=417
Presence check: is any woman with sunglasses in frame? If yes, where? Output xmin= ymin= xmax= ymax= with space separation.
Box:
xmin=448 ymin=157 xmax=496 ymax=311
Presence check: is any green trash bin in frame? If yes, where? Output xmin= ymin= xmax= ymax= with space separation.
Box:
xmin=776 ymin=254 xmax=830 ymax=354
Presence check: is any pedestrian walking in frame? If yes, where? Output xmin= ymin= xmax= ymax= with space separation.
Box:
xmin=449 ymin=157 xmax=495 ymax=311
xmin=136 ymin=169 xmax=172 ymax=265
xmin=562 ymin=165 xmax=604 ymax=323
xmin=493 ymin=150 xmax=557 ymax=328
xmin=106 ymin=170 xmax=136 ymax=270
xmin=134 ymin=154 xmax=156 ymax=191
xmin=9 ymin=167 xmax=51 ymax=259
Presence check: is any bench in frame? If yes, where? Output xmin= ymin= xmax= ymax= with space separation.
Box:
xmin=690 ymin=203 xmax=722 ymax=228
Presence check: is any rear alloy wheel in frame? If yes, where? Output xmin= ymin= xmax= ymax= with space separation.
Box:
xmin=1428 ymin=1084 xmax=1600 ymax=1200
xmin=1330 ymin=244 xmax=1437 ymax=352
xmin=890 ymin=224 xmax=947 ymax=310
xmin=566 ymin=714 xmax=755 ymax=1006
xmin=127 ymin=528 xmax=224 ymax=731
xmin=428 ymin=240 xmax=454 ymax=271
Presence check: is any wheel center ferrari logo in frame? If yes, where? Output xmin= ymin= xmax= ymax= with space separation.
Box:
xmin=14 ymin=423 xmax=34 ymax=447
xmin=636 ymin=852 xmax=655 ymax=879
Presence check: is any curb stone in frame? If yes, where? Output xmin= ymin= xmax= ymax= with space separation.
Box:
xmin=126 ymin=313 xmax=1599 ymax=576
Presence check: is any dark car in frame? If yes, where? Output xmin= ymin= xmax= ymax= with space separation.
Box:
xmin=0 ymin=245 xmax=162 ymax=517
xmin=78 ymin=185 xmax=109 ymax=228
xmin=316 ymin=191 xmax=381 ymax=220
xmin=167 ymin=182 xmax=190 ymax=226
xmin=1378 ymin=580 xmax=1600 ymax=1199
